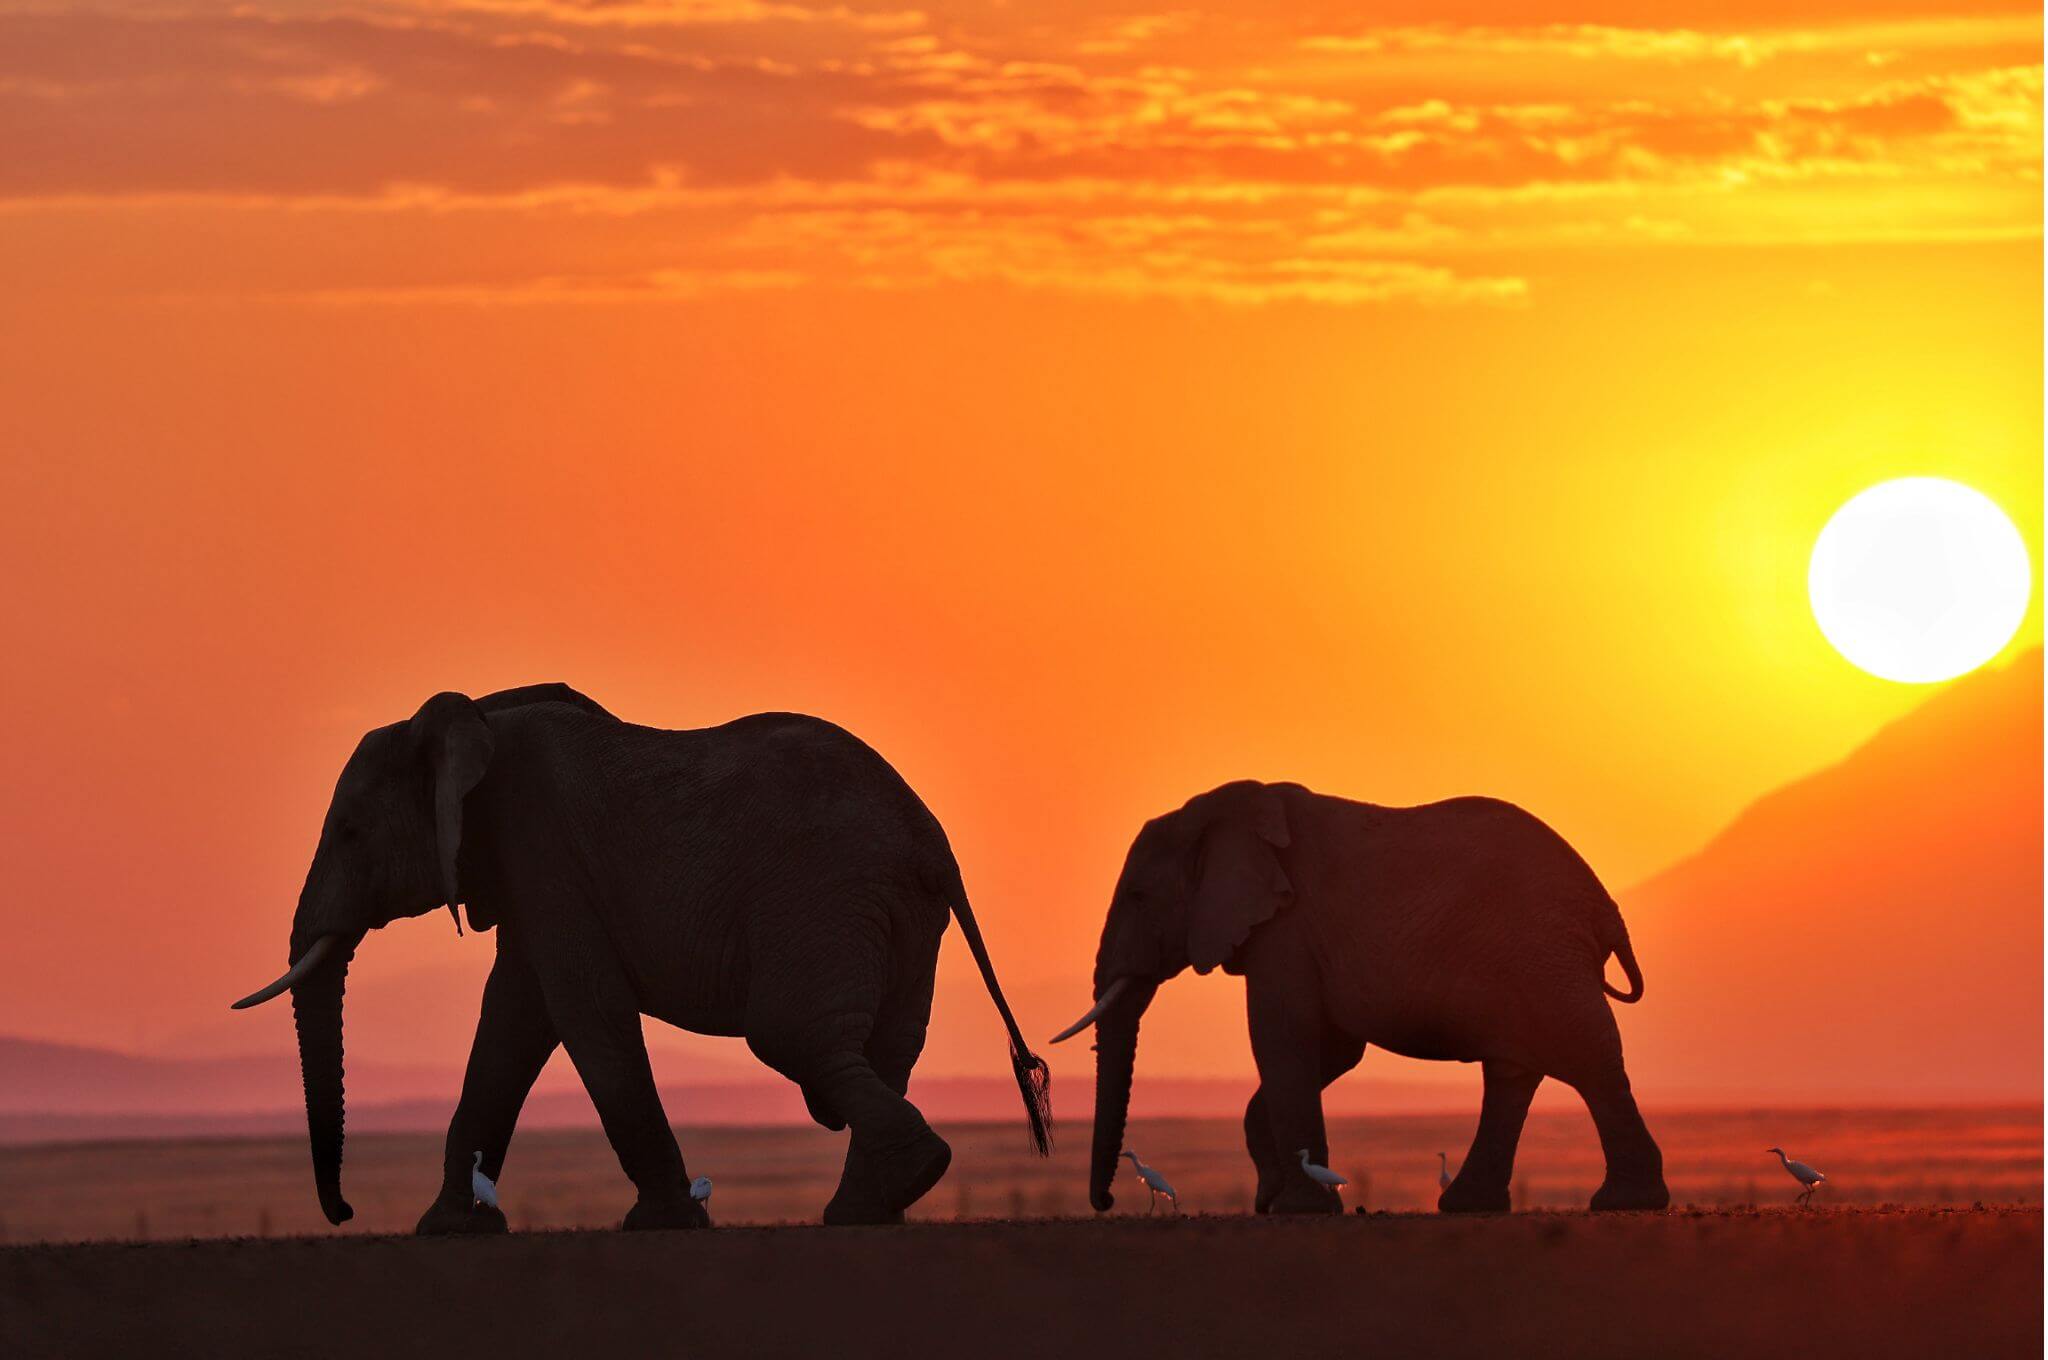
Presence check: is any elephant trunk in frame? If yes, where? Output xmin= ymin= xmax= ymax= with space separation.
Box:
xmin=290 ymin=936 xmax=357 ymax=1226
xmin=1087 ymin=979 xmax=1156 ymax=1212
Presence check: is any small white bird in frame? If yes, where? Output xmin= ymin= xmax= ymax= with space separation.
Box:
xmin=1296 ymin=1149 xmax=1348 ymax=1189
xmin=690 ymin=1176 xmax=714 ymax=1203
xmin=1120 ymin=1149 xmax=1180 ymax=1214
xmin=1438 ymin=1152 xmax=1453 ymax=1193
xmin=470 ymin=1151 xmax=499 ymax=1210
xmin=1767 ymin=1147 xmax=1826 ymax=1205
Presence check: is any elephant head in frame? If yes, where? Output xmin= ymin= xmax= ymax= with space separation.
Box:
xmin=1050 ymin=780 xmax=1294 ymax=1210
xmin=229 ymin=691 xmax=498 ymax=1225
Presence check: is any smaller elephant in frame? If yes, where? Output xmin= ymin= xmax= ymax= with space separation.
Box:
xmin=1054 ymin=781 xmax=1669 ymax=1216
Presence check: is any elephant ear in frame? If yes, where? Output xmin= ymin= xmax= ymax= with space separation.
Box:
xmin=408 ymin=692 xmax=495 ymax=931
xmin=1185 ymin=785 xmax=1293 ymax=976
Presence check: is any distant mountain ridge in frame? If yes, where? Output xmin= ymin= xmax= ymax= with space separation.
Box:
xmin=0 ymin=1036 xmax=455 ymax=1116
xmin=0 ymin=1033 xmax=1473 ymax=1144
xmin=1622 ymin=648 xmax=2041 ymax=1101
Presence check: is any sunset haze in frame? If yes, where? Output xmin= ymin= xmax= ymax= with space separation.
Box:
xmin=0 ymin=0 xmax=2039 ymax=1108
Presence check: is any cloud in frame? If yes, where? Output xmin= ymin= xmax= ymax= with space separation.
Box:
xmin=0 ymin=11 xmax=904 ymax=195
xmin=1075 ymin=12 xmax=1199 ymax=57
xmin=4 ymin=11 xmax=2031 ymax=199
xmin=0 ymin=4 xmax=2036 ymax=308
xmin=730 ymin=205 xmax=1528 ymax=304
xmin=379 ymin=0 xmax=928 ymax=32
xmin=241 ymin=266 xmax=807 ymax=306
xmin=1298 ymin=14 xmax=2043 ymax=67
xmin=1303 ymin=25 xmax=1776 ymax=66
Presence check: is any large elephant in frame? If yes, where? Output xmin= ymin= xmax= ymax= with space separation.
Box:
xmin=1053 ymin=781 xmax=1667 ymax=1215
xmin=232 ymin=684 xmax=1049 ymax=1232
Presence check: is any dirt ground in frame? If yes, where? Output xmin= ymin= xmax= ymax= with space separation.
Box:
xmin=2 ymin=1207 xmax=2039 ymax=1359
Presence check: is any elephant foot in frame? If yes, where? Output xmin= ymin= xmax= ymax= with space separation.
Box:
xmin=623 ymin=1189 xmax=713 ymax=1231
xmin=1590 ymin=1176 xmax=1670 ymax=1212
xmin=1437 ymin=1178 xmax=1511 ymax=1214
xmin=1267 ymin=1180 xmax=1343 ymax=1215
xmin=823 ymin=1125 xmax=951 ymax=1226
xmin=1249 ymin=1148 xmax=1285 ymax=1214
xmin=415 ymin=1197 xmax=509 ymax=1236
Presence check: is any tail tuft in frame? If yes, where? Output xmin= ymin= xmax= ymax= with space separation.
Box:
xmin=1011 ymin=1043 xmax=1053 ymax=1155
xmin=949 ymin=880 xmax=1055 ymax=1157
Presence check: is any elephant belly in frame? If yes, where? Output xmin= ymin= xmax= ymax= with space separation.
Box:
xmin=642 ymin=998 xmax=748 ymax=1038
xmin=619 ymin=924 xmax=751 ymax=1038
xmin=1368 ymin=1036 xmax=1482 ymax=1065
xmin=1320 ymin=921 xmax=1557 ymax=1068
xmin=1331 ymin=980 xmax=1504 ymax=1066
xmin=1364 ymin=1018 xmax=1487 ymax=1066
xmin=629 ymin=936 xmax=749 ymax=1037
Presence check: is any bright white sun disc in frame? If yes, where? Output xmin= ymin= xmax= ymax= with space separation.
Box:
xmin=1808 ymin=477 xmax=2031 ymax=683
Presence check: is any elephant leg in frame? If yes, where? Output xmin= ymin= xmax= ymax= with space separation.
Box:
xmin=417 ymin=946 xmax=559 ymax=1236
xmin=777 ymin=1046 xmax=948 ymax=1227
xmin=528 ymin=911 xmax=704 ymax=1230
xmin=1245 ymin=947 xmax=1344 ymax=1215
xmin=748 ymin=922 xmax=949 ymax=1227
xmin=1581 ymin=1073 xmax=1669 ymax=1211
xmin=1439 ymin=1059 xmax=1541 ymax=1214
xmin=1567 ymin=1007 xmax=1668 ymax=1212
xmin=557 ymin=1011 xmax=707 ymax=1229
xmin=834 ymin=964 xmax=937 ymax=1226
xmin=1245 ymin=1089 xmax=1282 ymax=1214
xmin=1249 ymin=1033 xmax=1366 ymax=1214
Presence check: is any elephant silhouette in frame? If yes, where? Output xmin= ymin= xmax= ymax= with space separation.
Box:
xmin=233 ymin=683 xmax=1049 ymax=1231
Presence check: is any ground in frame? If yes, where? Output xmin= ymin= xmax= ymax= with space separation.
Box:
xmin=2 ymin=1208 xmax=2038 ymax=1358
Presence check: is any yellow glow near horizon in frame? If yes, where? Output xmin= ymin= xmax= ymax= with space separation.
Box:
xmin=1809 ymin=478 xmax=2034 ymax=684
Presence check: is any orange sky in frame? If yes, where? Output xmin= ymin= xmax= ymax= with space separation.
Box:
xmin=0 ymin=0 xmax=2039 ymax=1093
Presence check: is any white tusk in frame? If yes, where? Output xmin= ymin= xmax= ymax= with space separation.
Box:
xmin=230 ymin=935 xmax=340 ymax=1010
xmin=1048 ymin=976 xmax=1134 ymax=1044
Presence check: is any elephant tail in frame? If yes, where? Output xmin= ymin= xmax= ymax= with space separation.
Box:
xmin=1601 ymin=918 xmax=1645 ymax=1004
xmin=946 ymin=885 xmax=1054 ymax=1155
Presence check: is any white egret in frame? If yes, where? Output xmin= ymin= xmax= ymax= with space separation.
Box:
xmin=1438 ymin=1152 xmax=1453 ymax=1193
xmin=1767 ymin=1148 xmax=1826 ymax=1205
xmin=1119 ymin=1149 xmax=1180 ymax=1214
xmin=1296 ymin=1149 xmax=1348 ymax=1189
xmin=690 ymin=1176 xmax=714 ymax=1203
xmin=470 ymin=1151 xmax=499 ymax=1210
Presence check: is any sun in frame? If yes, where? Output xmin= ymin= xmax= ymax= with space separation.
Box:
xmin=1808 ymin=477 xmax=2032 ymax=684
